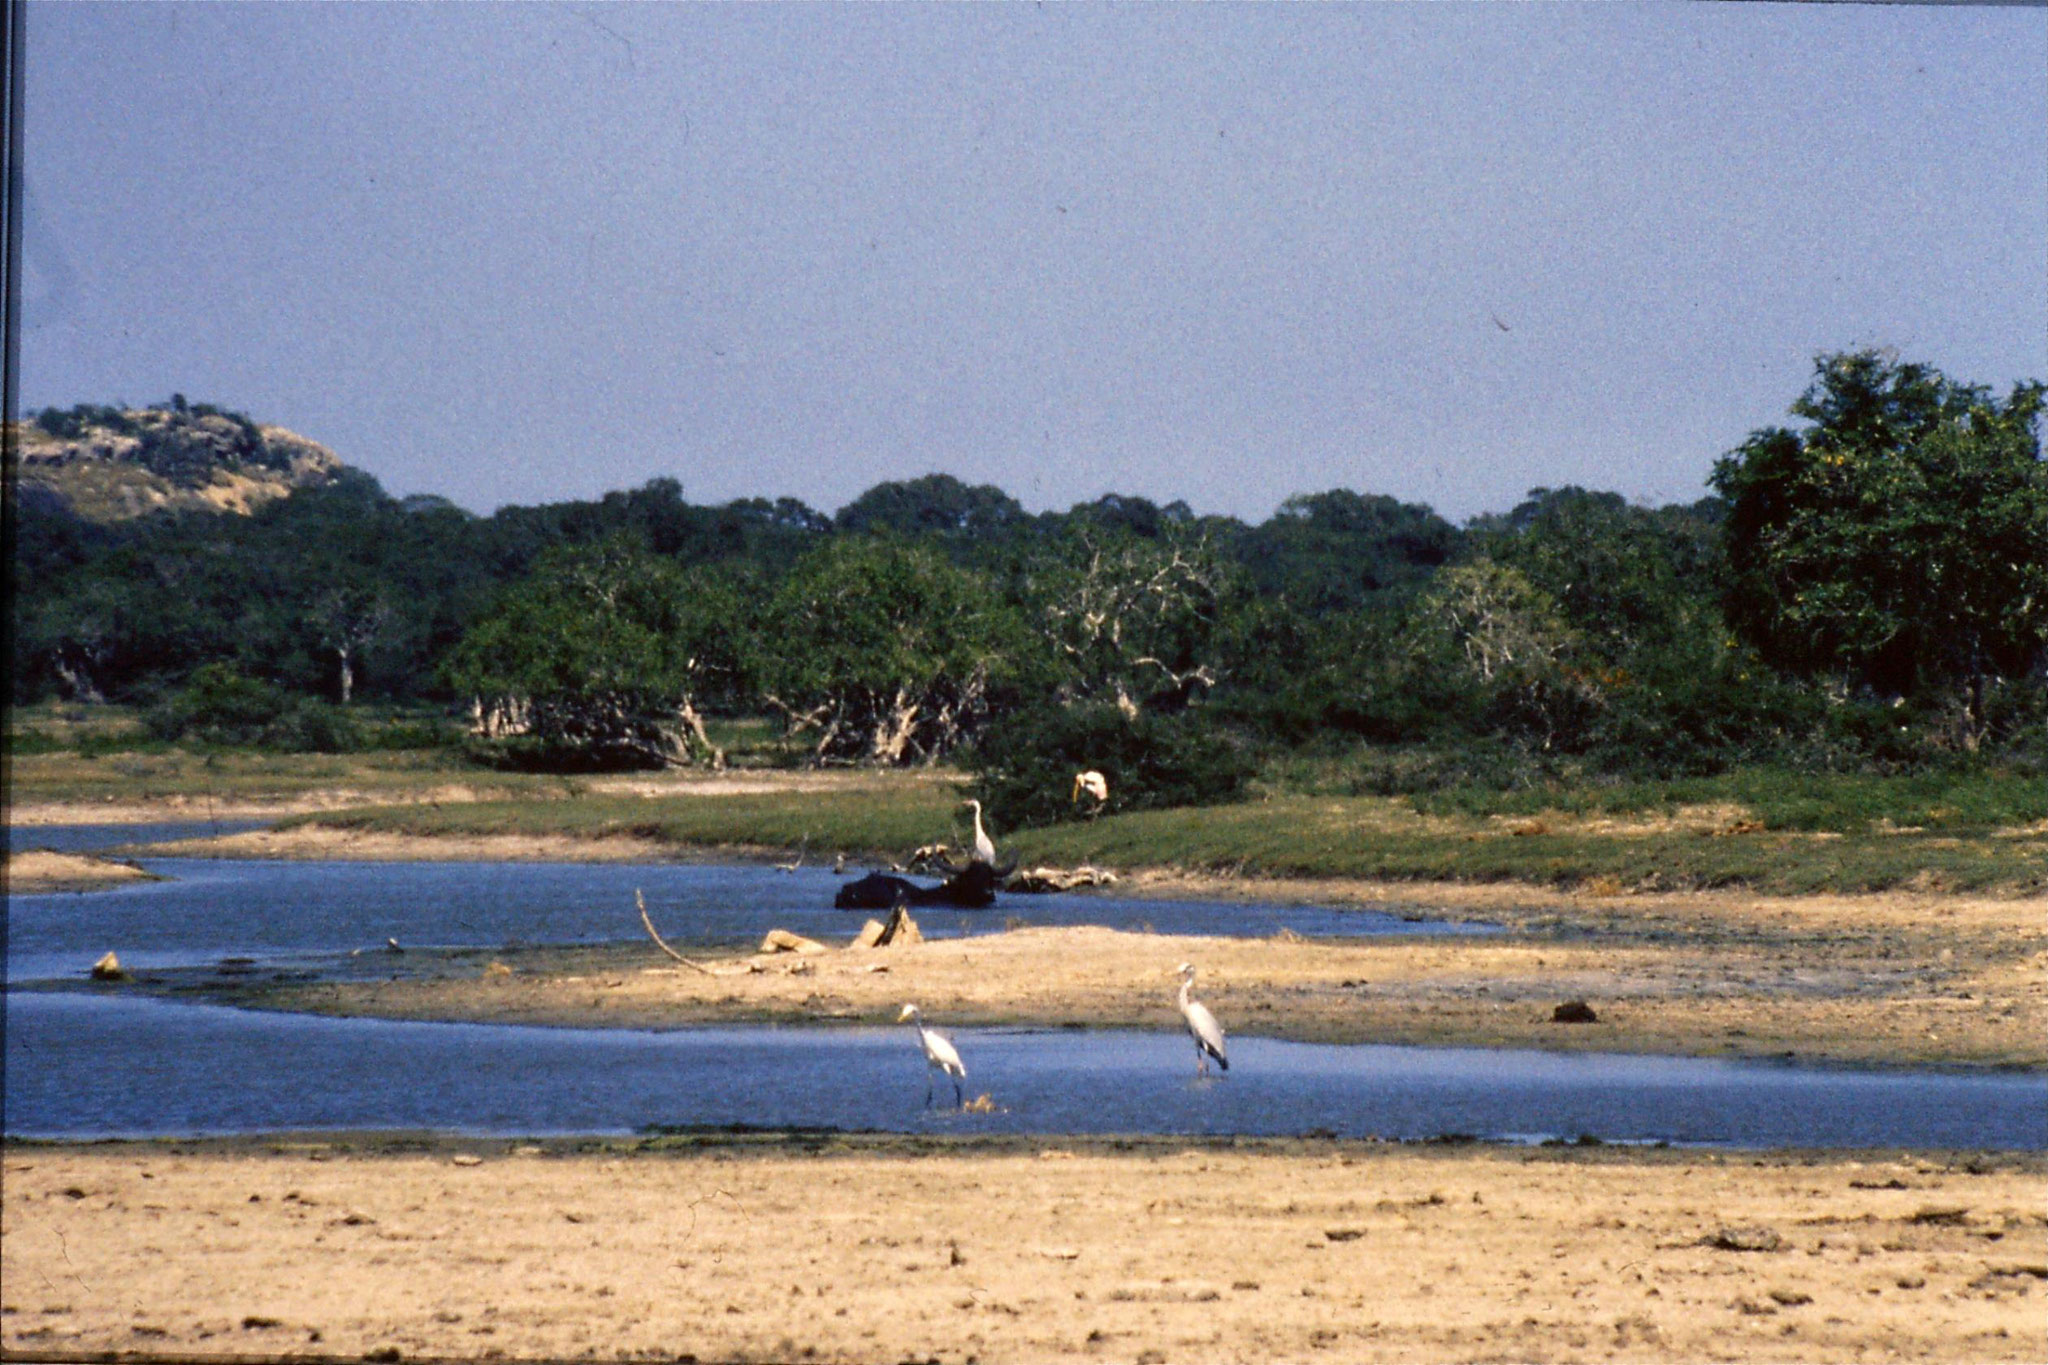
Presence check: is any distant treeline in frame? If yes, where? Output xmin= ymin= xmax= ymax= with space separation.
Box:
xmin=11 ymin=350 xmax=2045 ymax=809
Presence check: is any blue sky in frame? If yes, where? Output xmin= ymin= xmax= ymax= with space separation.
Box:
xmin=18 ymin=2 xmax=2046 ymax=523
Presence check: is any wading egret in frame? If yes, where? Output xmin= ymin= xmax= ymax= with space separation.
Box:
xmin=962 ymin=799 xmax=997 ymax=866
xmin=898 ymin=1003 xmax=967 ymax=1108
xmin=1176 ymin=962 xmax=1228 ymax=1076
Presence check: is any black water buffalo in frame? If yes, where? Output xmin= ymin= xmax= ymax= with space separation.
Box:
xmin=834 ymin=861 xmax=1000 ymax=910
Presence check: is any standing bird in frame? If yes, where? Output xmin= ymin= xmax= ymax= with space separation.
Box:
xmin=962 ymin=799 xmax=997 ymax=866
xmin=1176 ymin=962 xmax=1228 ymax=1076
xmin=898 ymin=1003 xmax=967 ymax=1108
xmin=1071 ymin=770 xmax=1109 ymax=808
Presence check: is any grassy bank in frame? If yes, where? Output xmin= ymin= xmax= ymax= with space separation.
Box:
xmin=5 ymin=745 xmax=571 ymax=808
xmin=1012 ymin=796 xmax=2045 ymax=894
xmin=11 ymin=713 xmax=2040 ymax=894
xmin=278 ymin=774 xmax=2048 ymax=895
xmin=271 ymin=776 xmax=961 ymax=859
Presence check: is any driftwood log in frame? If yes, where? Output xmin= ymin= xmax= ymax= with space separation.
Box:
xmin=1004 ymin=865 xmax=1118 ymax=893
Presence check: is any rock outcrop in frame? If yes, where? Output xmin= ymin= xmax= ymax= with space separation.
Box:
xmin=9 ymin=403 xmax=345 ymax=523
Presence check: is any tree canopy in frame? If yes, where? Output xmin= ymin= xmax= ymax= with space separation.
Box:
xmin=1712 ymin=349 xmax=2047 ymax=743
xmin=15 ymin=349 xmax=2045 ymax=784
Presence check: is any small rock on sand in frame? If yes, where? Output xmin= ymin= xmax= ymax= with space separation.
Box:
xmin=1705 ymin=1224 xmax=1782 ymax=1252
xmin=759 ymin=929 xmax=829 ymax=955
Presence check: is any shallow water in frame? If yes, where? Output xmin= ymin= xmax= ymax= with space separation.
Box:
xmin=8 ymin=992 xmax=2042 ymax=1148
xmin=5 ymin=818 xmax=270 ymax=854
xmin=7 ymin=829 xmax=2041 ymax=1150
xmin=4 ymin=855 xmax=1492 ymax=984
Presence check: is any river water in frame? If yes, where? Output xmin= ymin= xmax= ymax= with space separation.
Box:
xmin=3 ymin=852 xmax=1490 ymax=983
xmin=6 ymin=826 xmax=2043 ymax=1148
xmin=8 ymin=992 xmax=2044 ymax=1147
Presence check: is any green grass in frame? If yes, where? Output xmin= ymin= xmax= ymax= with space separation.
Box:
xmin=5 ymin=743 xmax=579 ymax=806
xmin=282 ymin=782 xmax=964 ymax=859
xmin=286 ymin=784 xmax=2045 ymax=895
xmin=1001 ymin=795 xmax=2044 ymax=895
xmin=10 ymin=717 xmax=2042 ymax=894
xmin=1270 ymin=748 xmax=2048 ymax=835
xmin=1405 ymin=769 xmax=2048 ymax=835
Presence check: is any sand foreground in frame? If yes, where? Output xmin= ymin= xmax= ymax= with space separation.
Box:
xmin=4 ymin=1137 xmax=2042 ymax=1364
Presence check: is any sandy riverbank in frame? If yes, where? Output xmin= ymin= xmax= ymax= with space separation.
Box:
xmin=146 ymin=823 xmax=695 ymax=864
xmin=201 ymin=855 xmax=2046 ymax=1068
xmin=5 ymin=1136 xmax=2042 ymax=1363
xmin=2 ymin=849 xmax=161 ymax=894
xmin=4 ymin=791 xmax=450 ymax=827
xmin=1 ymin=767 xmax=938 ymax=830
xmin=23 ymin=809 xmax=2048 ymax=1066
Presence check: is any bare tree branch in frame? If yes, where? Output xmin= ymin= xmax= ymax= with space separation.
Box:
xmin=636 ymin=889 xmax=717 ymax=975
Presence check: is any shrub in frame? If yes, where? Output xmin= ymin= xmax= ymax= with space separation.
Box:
xmin=259 ymin=699 xmax=364 ymax=754
xmin=144 ymin=665 xmax=291 ymax=745
xmin=967 ymin=701 xmax=1257 ymax=829
xmin=143 ymin=664 xmax=361 ymax=752
xmin=462 ymin=729 xmax=669 ymax=773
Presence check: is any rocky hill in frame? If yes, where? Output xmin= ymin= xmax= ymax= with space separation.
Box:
xmin=7 ymin=401 xmax=345 ymax=523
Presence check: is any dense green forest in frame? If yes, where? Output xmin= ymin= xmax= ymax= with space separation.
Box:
xmin=10 ymin=350 xmax=2045 ymax=814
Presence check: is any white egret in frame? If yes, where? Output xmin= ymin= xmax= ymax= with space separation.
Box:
xmin=1071 ymin=770 xmax=1109 ymax=805
xmin=1176 ymin=962 xmax=1228 ymax=1076
xmin=962 ymin=799 xmax=997 ymax=866
xmin=898 ymin=1004 xmax=967 ymax=1108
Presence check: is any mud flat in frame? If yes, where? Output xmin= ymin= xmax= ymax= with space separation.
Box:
xmin=4 ymin=1135 xmax=2042 ymax=1364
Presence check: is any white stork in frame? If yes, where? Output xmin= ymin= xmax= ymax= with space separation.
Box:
xmin=898 ymin=1003 xmax=967 ymax=1108
xmin=1176 ymin=962 xmax=1228 ymax=1076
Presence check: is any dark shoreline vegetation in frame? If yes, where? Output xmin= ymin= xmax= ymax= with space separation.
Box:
xmin=9 ymin=349 xmax=2045 ymax=883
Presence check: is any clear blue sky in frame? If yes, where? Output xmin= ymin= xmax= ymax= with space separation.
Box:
xmin=18 ymin=2 xmax=2046 ymax=524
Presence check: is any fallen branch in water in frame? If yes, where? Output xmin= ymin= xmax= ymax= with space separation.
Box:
xmin=637 ymin=889 xmax=717 ymax=975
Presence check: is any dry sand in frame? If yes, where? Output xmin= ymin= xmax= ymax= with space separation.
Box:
xmin=4 ymin=1137 xmax=2042 ymax=1364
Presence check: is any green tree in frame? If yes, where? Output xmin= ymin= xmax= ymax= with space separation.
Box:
xmin=833 ymin=474 xmax=1028 ymax=538
xmin=446 ymin=538 xmax=749 ymax=769
xmin=761 ymin=537 xmax=1018 ymax=764
xmin=1711 ymin=350 xmax=2047 ymax=747
xmin=1469 ymin=487 xmax=1718 ymax=665
xmin=1239 ymin=489 xmax=1459 ymax=613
